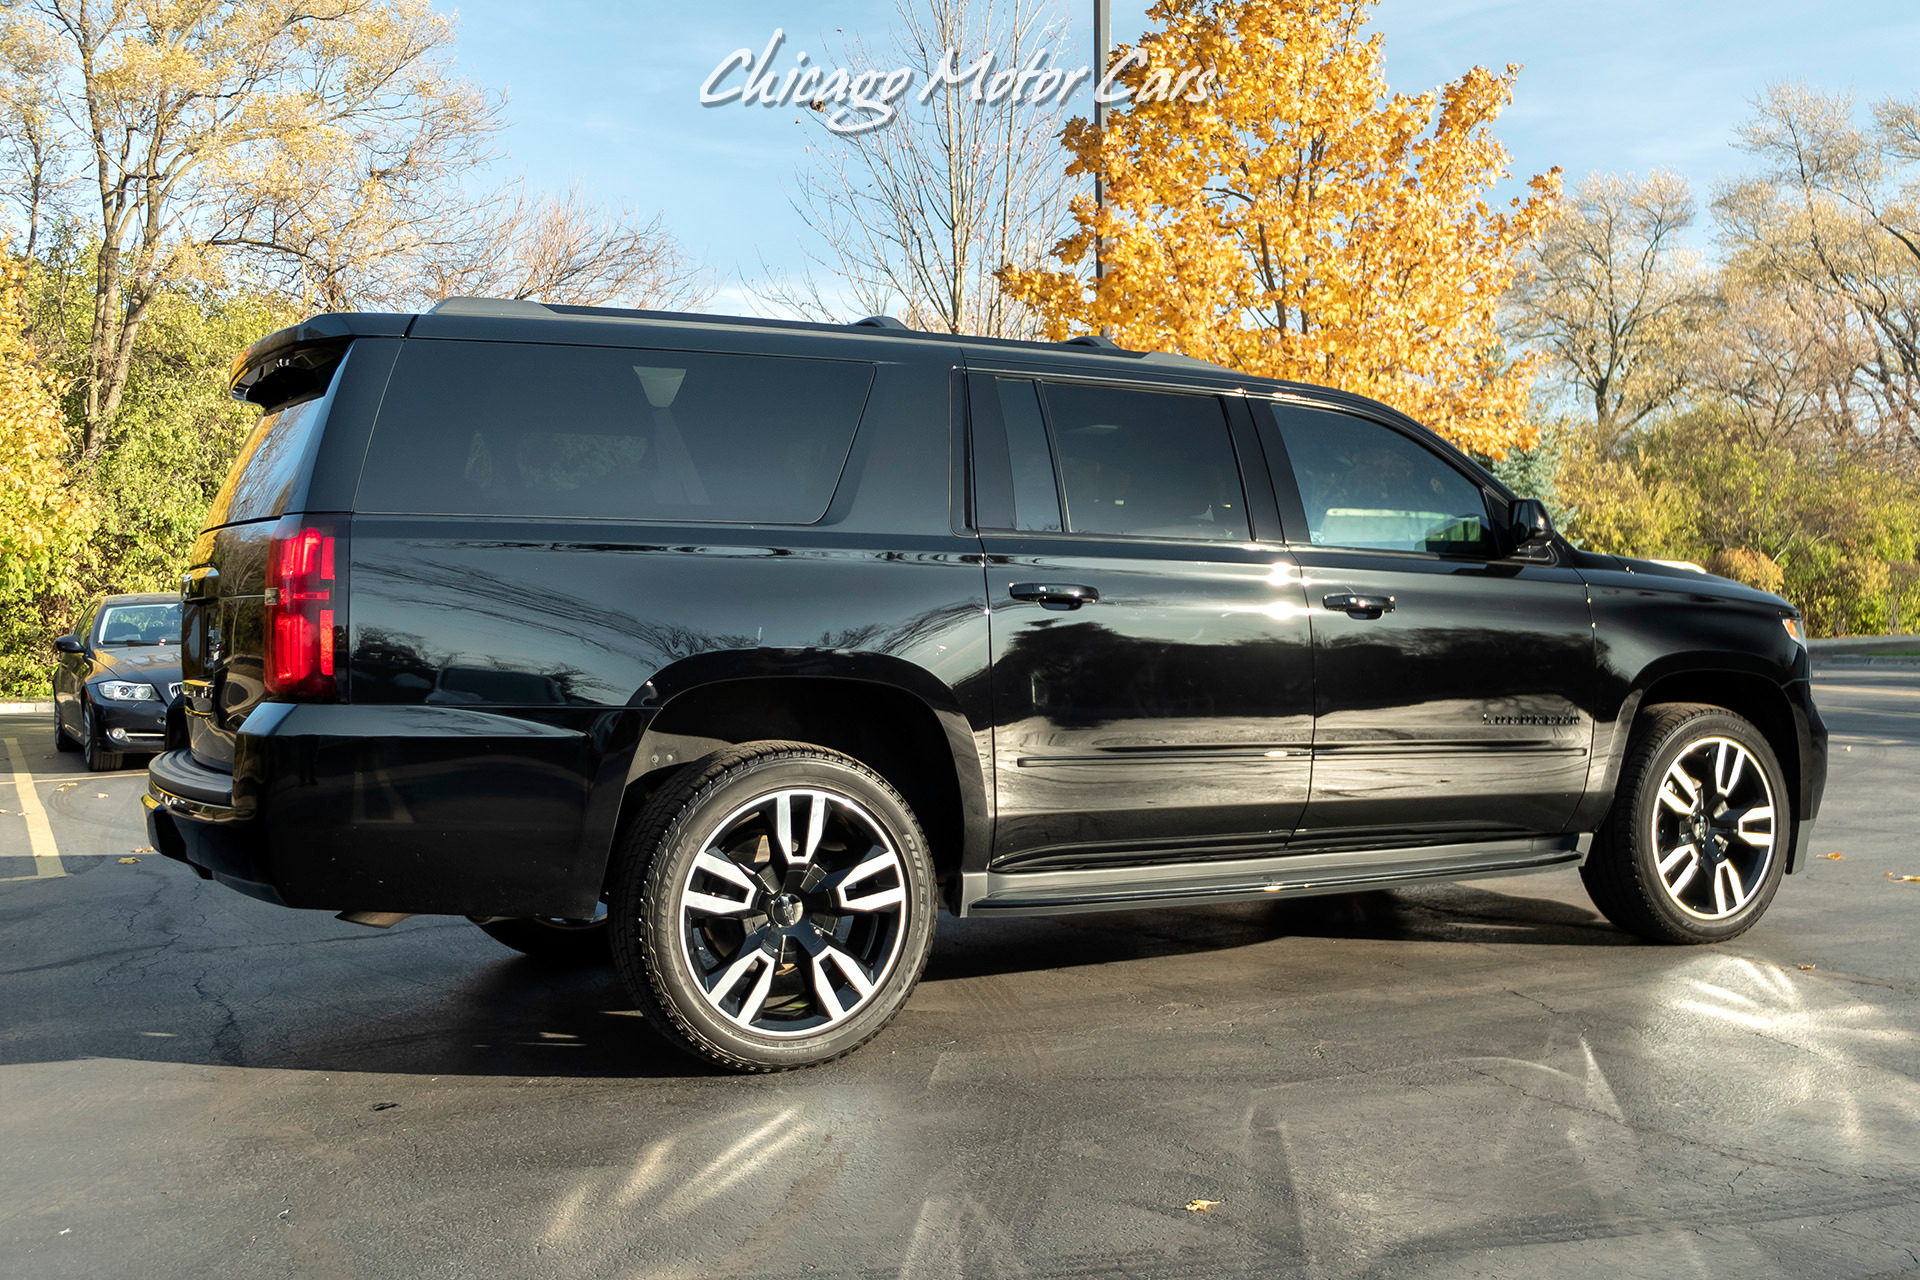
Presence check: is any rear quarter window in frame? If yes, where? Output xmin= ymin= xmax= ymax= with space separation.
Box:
xmin=206 ymin=394 xmax=331 ymax=527
xmin=355 ymin=342 xmax=876 ymax=524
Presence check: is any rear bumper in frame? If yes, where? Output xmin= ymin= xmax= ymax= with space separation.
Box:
xmin=143 ymin=703 xmax=611 ymax=917
xmin=144 ymin=752 xmax=285 ymax=905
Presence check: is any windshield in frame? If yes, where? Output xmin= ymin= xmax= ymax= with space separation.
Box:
xmin=95 ymin=603 xmax=182 ymax=647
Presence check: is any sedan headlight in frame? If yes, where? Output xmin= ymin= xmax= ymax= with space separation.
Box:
xmin=1782 ymin=617 xmax=1806 ymax=646
xmin=96 ymin=680 xmax=160 ymax=702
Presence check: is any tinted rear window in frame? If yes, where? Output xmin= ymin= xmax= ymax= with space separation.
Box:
xmin=207 ymin=394 xmax=330 ymax=526
xmin=356 ymin=342 xmax=875 ymax=523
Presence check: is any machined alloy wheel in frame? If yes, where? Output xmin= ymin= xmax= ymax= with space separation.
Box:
xmin=1647 ymin=736 xmax=1776 ymax=921
xmin=610 ymin=742 xmax=936 ymax=1071
xmin=1581 ymin=703 xmax=1790 ymax=943
xmin=677 ymin=787 xmax=909 ymax=1037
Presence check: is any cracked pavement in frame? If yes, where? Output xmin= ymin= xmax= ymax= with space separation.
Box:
xmin=2 ymin=671 xmax=1919 ymax=1278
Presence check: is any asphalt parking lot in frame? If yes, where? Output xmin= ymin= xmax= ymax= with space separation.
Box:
xmin=3 ymin=670 xmax=1918 ymax=1279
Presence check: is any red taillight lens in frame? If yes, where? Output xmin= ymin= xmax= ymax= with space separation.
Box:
xmin=264 ymin=519 xmax=345 ymax=698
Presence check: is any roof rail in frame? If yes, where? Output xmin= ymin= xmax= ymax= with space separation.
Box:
xmin=1062 ymin=333 xmax=1120 ymax=349
xmin=430 ymin=296 xmax=555 ymax=318
xmin=852 ymin=315 xmax=910 ymax=330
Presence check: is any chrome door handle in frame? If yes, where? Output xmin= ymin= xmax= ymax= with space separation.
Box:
xmin=1324 ymin=592 xmax=1395 ymax=619
xmin=1009 ymin=582 xmax=1099 ymax=610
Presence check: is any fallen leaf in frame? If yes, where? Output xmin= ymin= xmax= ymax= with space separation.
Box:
xmin=371 ymin=1101 xmax=398 ymax=1112
xmin=1185 ymin=1199 xmax=1222 ymax=1213
xmin=94 ymin=792 xmax=108 ymax=799
xmin=1798 ymin=964 xmax=1816 ymax=970
xmin=132 ymin=846 xmax=154 ymax=853
xmin=1820 ymin=852 xmax=1844 ymax=860
xmin=1887 ymin=874 xmax=1920 ymax=883
xmin=118 ymin=856 xmax=140 ymax=865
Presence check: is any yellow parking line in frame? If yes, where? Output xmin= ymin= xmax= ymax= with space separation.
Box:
xmin=3 ymin=737 xmax=64 ymax=880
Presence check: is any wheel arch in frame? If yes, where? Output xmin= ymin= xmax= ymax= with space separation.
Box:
xmin=602 ymin=652 xmax=990 ymax=901
xmin=1605 ymin=660 xmax=1813 ymax=872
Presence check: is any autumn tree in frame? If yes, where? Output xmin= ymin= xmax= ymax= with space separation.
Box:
xmin=1715 ymin=83 xmax=1920 ymax=457
xmin=1000 ymin=0 xmax=1559 ymax=454
xmin=769 ymin=0 xmax=1079 ymax=337
xmin=6 ymin=0 xmax=705 ymax=458
xmin=0 ymin=244 xmax=91 ymax=694
xmin=1505 ymin=171 xmax=1718 ymax=449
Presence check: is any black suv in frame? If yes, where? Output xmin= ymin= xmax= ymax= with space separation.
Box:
xmin=146 ymin=298 xmax=1827 ymax=1071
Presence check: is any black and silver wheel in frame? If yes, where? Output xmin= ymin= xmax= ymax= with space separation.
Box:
xmin=468 ymin=907 xmax=611 ymax=966
xmin=610 ymin=742 xmax=935 ymax=1072
xmin=1581 ymin=703 xmax=1788 ymax=943
xmin=81 ymin=700 xmax=125 ymax=773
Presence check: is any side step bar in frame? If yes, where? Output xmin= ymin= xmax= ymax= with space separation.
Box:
xmin=956 ymin=835 xmax=1590 ymax=918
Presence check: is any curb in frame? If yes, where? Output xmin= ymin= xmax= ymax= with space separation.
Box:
xmin=1814 ymin=655 xmax=1920 ymax=668
xmin=0 ymin=702 xmax=52 ymax=714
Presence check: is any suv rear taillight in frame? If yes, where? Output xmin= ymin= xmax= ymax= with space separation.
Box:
xmin=264 ymin=517 xmax=346 ymax=699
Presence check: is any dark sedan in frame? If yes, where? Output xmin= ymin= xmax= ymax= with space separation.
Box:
xmin=53 ymin=593 xmax=183 ymax=771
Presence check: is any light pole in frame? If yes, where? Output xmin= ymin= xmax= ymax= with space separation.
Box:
xmin=1092 ymin=0 xmax=1110 ymax=284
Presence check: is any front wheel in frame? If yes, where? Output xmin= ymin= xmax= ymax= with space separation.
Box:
xmin=609 ymin=742 xmax=936 ymax=1072
xmin=1581 ymin=703 xmax=1789 ymax=943
xmin=81 ymin=701 xmax=126 ymax=773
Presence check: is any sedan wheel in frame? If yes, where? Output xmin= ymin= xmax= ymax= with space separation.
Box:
xmin=610 ymin=742 xmax=935 ymax=1072
xmin=81 ymin=701 xmax=126 ymax=773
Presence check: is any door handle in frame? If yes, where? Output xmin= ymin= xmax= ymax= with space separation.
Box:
xmin=1009 ymin=582 xmax=1099 ymax=610
xmin=1323 ymin=592 xmax=1395 ymax=619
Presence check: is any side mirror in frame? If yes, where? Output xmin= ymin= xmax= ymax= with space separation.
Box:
xmin=53 ymin=634 xmax=83 ymax=655
xmin=1508 ymin=498 xmax=1555 ymax=551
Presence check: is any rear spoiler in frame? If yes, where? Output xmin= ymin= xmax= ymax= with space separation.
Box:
xmin=229 ymin=312 xmax=413 ymax=409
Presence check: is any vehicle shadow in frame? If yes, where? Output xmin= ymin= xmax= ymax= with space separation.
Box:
xmin=920 ymin=879 xmax=1634 ymax=986
xmin=0 ymin=882 xmax=1633 ymax=1082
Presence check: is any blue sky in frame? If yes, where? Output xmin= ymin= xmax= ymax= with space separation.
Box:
xmin=445 ymin=0 xmax=1920 ymax=308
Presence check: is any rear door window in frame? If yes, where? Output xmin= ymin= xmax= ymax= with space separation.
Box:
xmin=1039 ymin=383 xmax=1248 ymax=542
xmin=356 ymin=342 xmax=875 ymax=524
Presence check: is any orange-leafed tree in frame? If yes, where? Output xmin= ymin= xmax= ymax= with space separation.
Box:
xmin=999 ymin=0 xmax=1561 ymax=454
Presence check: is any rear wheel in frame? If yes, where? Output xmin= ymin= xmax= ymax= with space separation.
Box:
xmin=81 ymin=700 xmax=125 ymax=773
xmin=1581 ymin=703 xmax=1788 ymax=943
xmin=468 ymin=911 xmax=611 ymax=966
xmin=609 ymin=742 xmax=936 ymax=1072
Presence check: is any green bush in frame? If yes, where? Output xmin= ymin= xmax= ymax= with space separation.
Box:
xmin=1560 ymin=407 xmax=1920 ymax=637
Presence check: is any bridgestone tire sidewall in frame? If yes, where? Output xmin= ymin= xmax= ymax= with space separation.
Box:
xmin=1625 ymin=711 xmax=1790 ymax=942
xmin=617 ymin=748 xmax=937 ymax=1071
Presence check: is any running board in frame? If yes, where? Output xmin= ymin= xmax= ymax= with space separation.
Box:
xmin=956 ymin=835 xmax=1589 ymax=917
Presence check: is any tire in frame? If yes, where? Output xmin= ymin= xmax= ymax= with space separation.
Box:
xmin=1581 ymin=703 xmax=1790 ymax=944
xmin=467 ymin=913 xmax=611 ymax=966
xmin=54 ymin=708 xmax=79 ymax=752
xmin=81 ymin=700 xmax=125 ymax=773
xmin=609 ymin=741 xmax=937 ymax=1072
